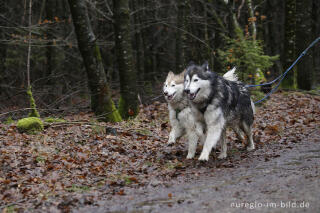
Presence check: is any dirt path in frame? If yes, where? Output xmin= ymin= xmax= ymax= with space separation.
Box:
xmin=77 ymin=129 xmax=320 ymax=213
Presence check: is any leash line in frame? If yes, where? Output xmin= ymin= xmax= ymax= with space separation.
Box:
xmin=246 ymin=36 xmax=320 ymax=104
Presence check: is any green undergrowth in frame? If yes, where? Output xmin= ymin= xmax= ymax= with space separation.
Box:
xmin=5 ymin=116 xmax=14 ymax=125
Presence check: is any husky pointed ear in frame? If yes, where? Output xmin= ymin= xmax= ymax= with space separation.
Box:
xmin=188 ymin=61 xmax=195 ymax=66
xmin=168 ymin=71 xmax=174 ymax=76
xmin=178 ymin=69 xmax=186 ymax=78
xmin=178 ymin=69 xmax=185 ymax=74
xmin=202 ymin=61 xmax=209 ymax=71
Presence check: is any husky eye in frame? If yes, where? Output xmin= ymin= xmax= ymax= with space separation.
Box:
xmin=193 ymin=79 xmax=198 ymax=82
xmin=172 ymin=84 xmax=175 ymax=87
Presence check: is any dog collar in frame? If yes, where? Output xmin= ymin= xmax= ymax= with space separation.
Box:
xmin=175 ymin=109 xmax=181 ymax=119
xmin=175 ymin=107 xmax=187 ymax=120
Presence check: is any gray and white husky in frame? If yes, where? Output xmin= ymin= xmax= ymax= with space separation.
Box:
xmin=163 ymin=68 xmax=238 ymax=159
xmin=184 ymin=62 xmax=255 ymax=161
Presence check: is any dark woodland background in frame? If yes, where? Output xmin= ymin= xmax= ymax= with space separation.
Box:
xmin=0 ymin=0 xmax=319 ymax=121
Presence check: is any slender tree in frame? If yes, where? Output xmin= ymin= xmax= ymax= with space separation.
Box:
xmin=68 ymin=0 xmax=121 ymax=122
xmin=45 ymin=0 xmax=56 ymax=83
xmin=313 ymin=0 xmax=320 ymax=85
xmin=26 ymin=0 xmax=40 ymax=118
xmin=263 ymin=0 xmax=284 ymax=79
xmin=296 ymin=0 xmax=313 ymax=90
xmin=131 ymin=0 xmax=144 ymax=82
xmin=175 ymin=0 xmax=188 ymax=73
xmin=0 ymin=1 xmax=7 ymax=83
xmin=140 ymin=0 xmax=154 ymax=84
xmin=246 ymin=0 xmax=257 ymax=40
xmin=282 ymin=0 xmax=296 ymax=88
xmin=113 ymin=0 xmax=139 ymax=119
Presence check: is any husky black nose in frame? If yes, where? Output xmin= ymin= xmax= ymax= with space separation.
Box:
xmin=164 ymin=91 xmax=168 ymax=96
xmin=184 ymin=89 xmax=190 ymax=94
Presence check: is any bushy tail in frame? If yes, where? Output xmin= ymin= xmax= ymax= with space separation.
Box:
xmin=223 ymin=67 xmax=238 ymax=81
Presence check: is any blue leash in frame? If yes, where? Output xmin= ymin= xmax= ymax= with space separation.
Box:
xmin=246 ymin=36 xmax=320 ymax=104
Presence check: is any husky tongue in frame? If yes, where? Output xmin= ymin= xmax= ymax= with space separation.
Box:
xmin=189 ymin=93 xmax=196 ymax=100
xmin=167 ymin=92 xmax=176 ymax=100
xmin=188 ymin=88 xmax=199 ymax=100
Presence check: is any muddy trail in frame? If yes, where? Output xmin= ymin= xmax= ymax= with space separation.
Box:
xmin=77 ymin=129 xmax=320 ymax=213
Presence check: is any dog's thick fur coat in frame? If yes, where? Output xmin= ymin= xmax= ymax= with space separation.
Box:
xmin=184 ymin=63 xmax=255 ymax=161
xmin=163 ymin=70 xmax=204 ymax=159
xmin=163 ymin=67 xmax=239 ymax=159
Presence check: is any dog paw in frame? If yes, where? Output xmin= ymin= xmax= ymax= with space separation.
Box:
xmin=198 ymin=153 xmax=209 ymax=161
xmin=247 ymin=145 xmax=255 ymax=151
xmin=218 ymin=153 xmax=227 ymax=159
xmin=186 ymin=153 xmax=195 ymax=159
xmin=167 ymin=141 xmax=175 ymax=146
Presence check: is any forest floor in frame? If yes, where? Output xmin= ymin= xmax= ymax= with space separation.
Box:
xmin=0 ymin=91 xmax=319 ymax=213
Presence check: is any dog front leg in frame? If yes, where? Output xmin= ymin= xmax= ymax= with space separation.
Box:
xmin=199 ymin=126 xmax=223 ymax=161
xmin=194 ymin=120 xmax=206 ymax=144
xmin=199 ymin=107 xmax=225 ymax=161
xmin=168 ymin=107 xmax=183 ymax=145
xmin=168 ymin=123 xmax=183 ymax=145
xmin=186 ymin=130 xmax=198 ymax=159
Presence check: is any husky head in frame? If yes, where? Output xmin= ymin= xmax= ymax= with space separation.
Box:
xmin=184 ymin=62 xmax=215 ymax=103
xmin=163 ymin=70 xmax=186 ymax=103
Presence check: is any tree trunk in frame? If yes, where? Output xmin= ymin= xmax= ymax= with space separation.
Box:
xmin=140 ymin=0 xmax=154 ymax=85
xmin=175 ymin=0 xmax=188 ymax=73
xmin=113 ymin=0 xmax=139 ymax=119
xmin=131 ymin=0 xmax=144 ymax=82
xmin=296 ymin=0 xmax=313 ymax=90
xmin=68 ymin=0 xmax=121 ymax=122
xmin=313 ymin=0 xmax=320 ymax=86
xmin=45 ymin=0 xmax=56 ymax=84
xmin=0 ymin=1 xmax=7 ymax=85
xmin=264 ymin=0 xmax=284 ymax=79
xmin=0 ymin=2 xmax=8 ymax=97
xmin=282 ymin=0 xmax=296 ymax=89
xmin=246 ymin=0 xmax=257 ymax=40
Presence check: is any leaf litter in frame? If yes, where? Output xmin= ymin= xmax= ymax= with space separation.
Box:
xmin=0 ymin=91 xmax=319 ymax=211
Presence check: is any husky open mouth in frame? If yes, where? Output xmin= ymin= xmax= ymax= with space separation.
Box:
xmin=167 ymin=92 xmax=176 ymax=100
xmin=188 ymin=88 xmax=200 ymax=100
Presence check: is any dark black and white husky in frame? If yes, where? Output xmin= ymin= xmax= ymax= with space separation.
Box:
xmin=163 ymin=68 xmax=237 ymax=159
xmin=184 ymin=62 xmax=255 ymax=161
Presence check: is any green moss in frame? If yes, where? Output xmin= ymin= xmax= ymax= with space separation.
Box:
xmin=65 ymin=184 xmax=91 ymax=193
xmin=118 ymin=95 xmax=139 ymax=120
xmin=44 ymin=117 xmax=66 ymax=123
xmin=4 ymin=205 xmax=16 ymax=213
xmin=281 ymin=67 xmax=297 ymax=89
xmin=90 ymin=84 xmax=122 ymax=123
xmin=108 ymin=101 xmax=122 ymax=122
xmin=98 ymin=100 xmax=122 ymax=122
xmin=27 ymin=86 xmax=40 ymax=118
xmin=94 ymin=45 xmax=102 ymax=62
xmin=5 ymin=116 xmax=14 ymax=125
xmin=118 ymin=96 xmax=125 ymax=118
xmin=17 ymin=117 xmax=44 ymax=134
